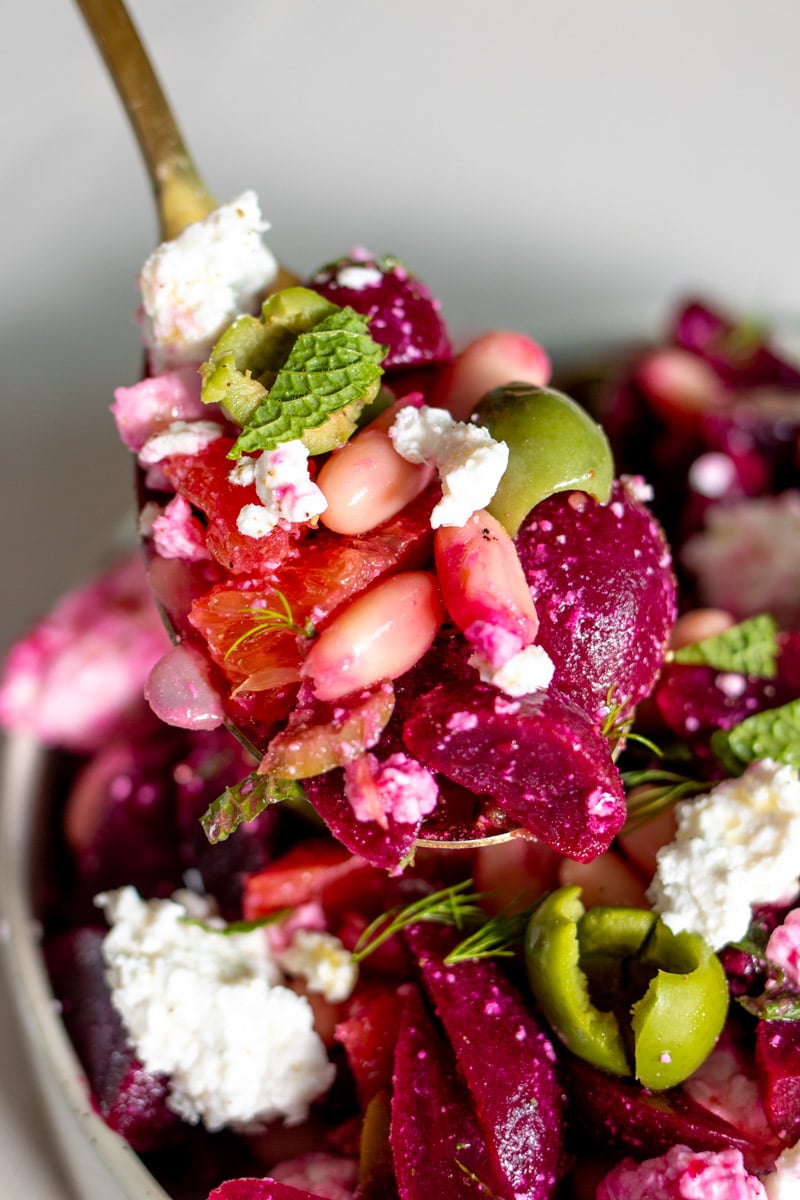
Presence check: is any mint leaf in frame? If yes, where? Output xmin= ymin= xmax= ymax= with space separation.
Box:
xmin=201 ymin=770 xmax=306 ymax=843
xmin=229 ymin=306 xmax=386 ymax=458
xmin=673 ymin=613 xmax=778 ymax=677
xmin=711 ymin=697 xmax=800 ymax=771
xmin=200 ymin=287 xmax=338 ymax=427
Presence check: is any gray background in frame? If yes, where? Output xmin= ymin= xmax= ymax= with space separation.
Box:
xmin=1 ymin=4 xmax=799 ymax=1191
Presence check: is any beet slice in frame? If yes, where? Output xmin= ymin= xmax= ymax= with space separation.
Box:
xmin=306 ymin=255 xmax=452 ymax=371
xmin=391 ymin=986 xmax=508 ymax=1199
xmin=653 ymin=662 xmax=775 ymax=746
xmin=403 ymin=680 xmax=625 ymax=861
xmin=516 ymin=479 xmax=676 ymax=727
xmin=407 ymin=924 xmax=566 ymax=1198
xmin=303 ymin=767 xmax=420 ymax=872
xmin=46 ymin=928 xmax=182 ymax=1154
xmin=756 ymin=1019 xmax=800 ymax=1144
xmin=563 ymin=1052 xmax=782 ymax=1175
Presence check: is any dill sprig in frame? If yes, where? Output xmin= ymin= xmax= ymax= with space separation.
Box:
xmin=444 ymin=904 xmax=535 ymax=965
xmin=621 ymin=768 xmax=707 ymax=833
xmin=351 ymin=880 xmax=487 ymax=964
xmin=225 ymin=589 xmax=314 ymax=660
xmin=352 ymin=878 xmax=536 ymax=966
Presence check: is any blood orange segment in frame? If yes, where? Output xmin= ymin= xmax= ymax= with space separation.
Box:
xmin=189 ymin=483 xmax=438 ymax=693
xmin=162 ymin=437 xmax=298 ymax=575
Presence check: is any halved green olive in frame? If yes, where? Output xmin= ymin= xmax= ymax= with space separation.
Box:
xmin=525 ymin=885 xmax=728 ymax=1091
xmin=473 ymin=384 xmax=614 ymax=535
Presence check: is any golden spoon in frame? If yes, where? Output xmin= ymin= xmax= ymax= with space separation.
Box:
xmin=74 ymin=0 xmax=216 ymax=241
xmin=72 ymin=0 xmax=527 ymax=850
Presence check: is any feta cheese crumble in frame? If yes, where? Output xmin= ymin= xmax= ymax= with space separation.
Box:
xmin=138 ymin=419 xmax=224 ymax=465
xmin=97 ymin=887 xmax=337 ymax=1131
xmin=230 ymin=440 xmax=328 ymax=538
xmin=469 ymin=641 xmax=555 ymax=697
xmin=647 ymin=760 xmax=800 ymax=949
xmin=389 ymin=404 xmax=508 ymax=528
xmin=275 ymin=930 xmax=358 ymax=1003
xmin=140 ymin=191 xmax=278 ymax=372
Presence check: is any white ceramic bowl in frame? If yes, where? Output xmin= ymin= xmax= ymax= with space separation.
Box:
xmin=0 ymin=731 xmax=169 ymax=1200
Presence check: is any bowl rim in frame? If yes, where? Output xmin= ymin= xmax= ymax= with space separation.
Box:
xmin=0 ymin=730 xmax=171 ymax=1200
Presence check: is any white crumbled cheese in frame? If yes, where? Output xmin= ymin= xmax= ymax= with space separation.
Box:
xmin=140 ymin=191 xmax=278 ymax=372
xmin=231 ymin=441 xmax=327 ymax=538
xmin=682 ymin=491 xmax=800 ymax=627
xmin=335 ymin=264 xmax=383 ymax=290
xmin=138 ymin=419 xmax=224 ymax=465
xmin=389 ymin=404 xmax=509 ymax=528
xmin=764 ymin=1141 xmax=800 ymax=1199
xmin=647 ymin=760 xmax=800 ymax=950
xmin=469 ymin=642 xmax=555 ymax=697
xmin=275 ymin=930 xmax=358 ymax=1003
xmin=96 ymin=887 xmax=336 ymax=1132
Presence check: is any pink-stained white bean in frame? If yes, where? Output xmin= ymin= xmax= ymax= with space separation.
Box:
xmin=317 ymin=428 xmax=432 ymax=535
xmin=429 ymin=330 xmax=551 ymax=421
xmin=434 ymin=509 xmax=538 ymax=656
xmin=302 ymin=572 xmax=445 ymax=702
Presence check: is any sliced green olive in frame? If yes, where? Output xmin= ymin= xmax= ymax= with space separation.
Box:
xmin=525 ymin=885 xmax=728 ymax=1091
xmin=473 ymin=383 xmax=614 ymax=535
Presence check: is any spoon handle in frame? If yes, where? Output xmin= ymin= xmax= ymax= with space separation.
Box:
xmin=74 ymin=0 xmax=216 ymax=240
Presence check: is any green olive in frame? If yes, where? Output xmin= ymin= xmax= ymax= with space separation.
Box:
xmin=473 ymin=383 xmax=614 ymax=535
xmin=524 ymin=886 xmax=729 ymax=1091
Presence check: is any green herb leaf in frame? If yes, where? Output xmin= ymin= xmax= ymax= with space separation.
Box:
xmin=711 ymin=697 xmax=800 ymax=772
xmin=200 ymin=288 xmax=337 ymax=425
xmin=201 ymin=770 xmax=306 ymax=843
xmin=672 ymin=613 xmax=778 ymax=678
xmin=181 ymin=911 xmax=291 ymax=935
xmin=227 ymin=306 xmax=386 ymax=459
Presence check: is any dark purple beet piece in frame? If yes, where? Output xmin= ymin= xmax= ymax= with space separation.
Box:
xmin=306 ymin=255 xmax=452 ymax=370
xmin=674 ymin=300 xmax=800 ymax=390
xmin=562 ymin=1052 xmax=781 ymax=1175
xmin=407 ymin=923 xmax=566 ymax=1199
xmin=46 ymin=928 xmax=182 ymax=1153
xmin=391 ymin=986 xmax=508 ymax=1199
xmin=303 ymin=767 xmax=419 ymax=873
xmin=403 ymin=680 xmax=625 ymax=861
xmin=756 ymin=1019 xmax=800 ymax=1143
xmin=65 ymin=729 xmax=185 ymax=906
xmin=653 ymin=663 xmax=776 ymax=746
xmin=516 ymin=479 xmax=676 ymax=727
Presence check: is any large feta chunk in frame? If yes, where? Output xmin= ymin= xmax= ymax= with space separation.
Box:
xmin=140 ymin=191 xmax=278 ymax=372
xmin=647 ymin=760 xmax=800 ymax=950
xmin=389 ymin=404 xmax=508 ymax=528
xmin=97 ymin=887 xmax=336 ymax=1131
